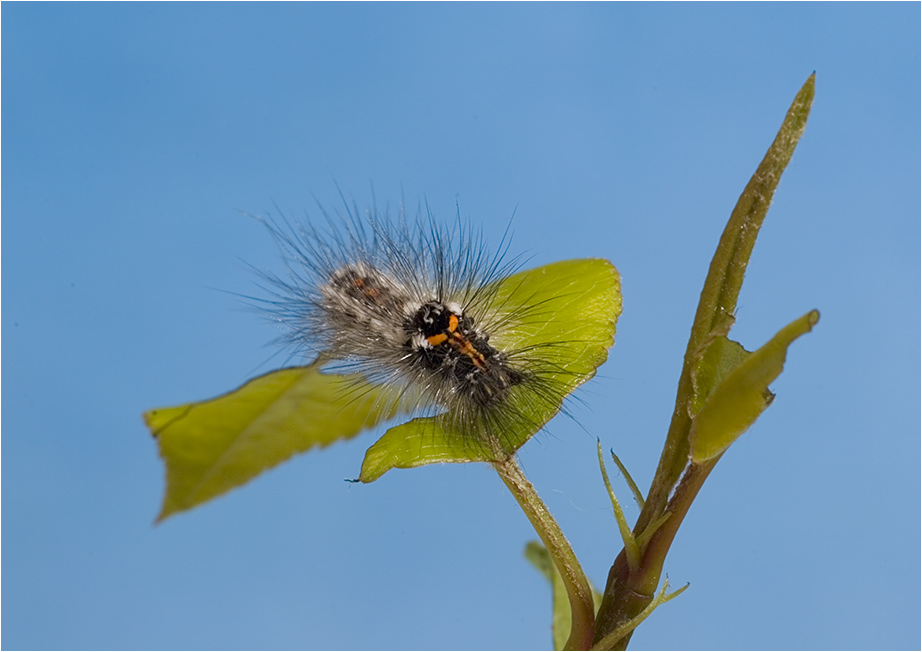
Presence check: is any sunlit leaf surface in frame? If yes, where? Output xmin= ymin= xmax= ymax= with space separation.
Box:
xmin=689 ymin=310 xmax=819 ymax=462
xmin=146 ymin=364 xmax=398 ymax=521
xmin=688 ymin=315 xmax=750 ymax=416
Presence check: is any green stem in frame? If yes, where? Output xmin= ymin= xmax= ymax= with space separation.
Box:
xmin=494 ymin=456 xmax=595 ymax=650
xmin=592 ymin=458 xmax=718 ymax=649
xmin=593 ymin=73 xmax=816 ymax=649
xmin=635 ymin=73 xmax=816 ymax=536
xmin=589 ymin=579 xmax=688 ymax=651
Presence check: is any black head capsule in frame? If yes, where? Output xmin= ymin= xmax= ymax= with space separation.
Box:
xmin=405 ymin=300 xmax=524 ymax=407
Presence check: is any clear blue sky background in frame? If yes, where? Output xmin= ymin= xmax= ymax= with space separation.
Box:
xmin=3 ymin=4 xmax=919 ymax=650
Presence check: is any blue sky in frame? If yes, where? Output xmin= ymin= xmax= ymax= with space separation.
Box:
xmin=3 ymin=3 xmax=919 ymax=650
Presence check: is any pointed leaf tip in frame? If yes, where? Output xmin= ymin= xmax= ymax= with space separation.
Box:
xmin=689 ymin=310 xmax=819 ymax=463
xmin=146 ymin=363 xmax=400 ymax=520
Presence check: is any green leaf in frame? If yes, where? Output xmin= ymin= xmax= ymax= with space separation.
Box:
xmin=526 ymin=541 xmax=603 ymax=651
xmin=637 ymin=73 xmax=816 ymax=532
xmin=688 ymin=314 xmax=749 ymax=416
xmin=692 ymin=74 xmax=815 ymax=348
xmin=689 ymin=310 xmax=819 ymax=463
xmin=145 ymin=363 xmax=400 ymax=521
xmin=358 ymin=258 xmax=622 ymax=482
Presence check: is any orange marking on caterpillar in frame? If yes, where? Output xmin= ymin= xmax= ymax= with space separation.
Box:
xmin=448 ymin=330 xmax=488 ymax=369
xmin=426 ymin=333 xmax=449 ymax=346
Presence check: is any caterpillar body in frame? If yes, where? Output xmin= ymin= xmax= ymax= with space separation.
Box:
xmin=257 ymin=205 xmax=591 ymax=456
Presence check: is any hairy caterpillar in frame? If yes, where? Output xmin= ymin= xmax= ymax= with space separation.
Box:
xmin=255 ymin=203 xmax=606 ymax=458
xmin=144 ymin=199 xmax=619 ymax=516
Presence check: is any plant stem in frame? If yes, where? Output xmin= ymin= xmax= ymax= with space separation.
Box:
xmin=589 ymin=578 xmax=688 ymax=651
xmin=494 ymin=456 xmax=595 ymax=651
xmin=635 ymin=73 xmax=816 ymax=537
xmin=592 ymin=457 xmax=719 ymax=649
xmin=592 ymin=75 xmax=816 ymax=648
